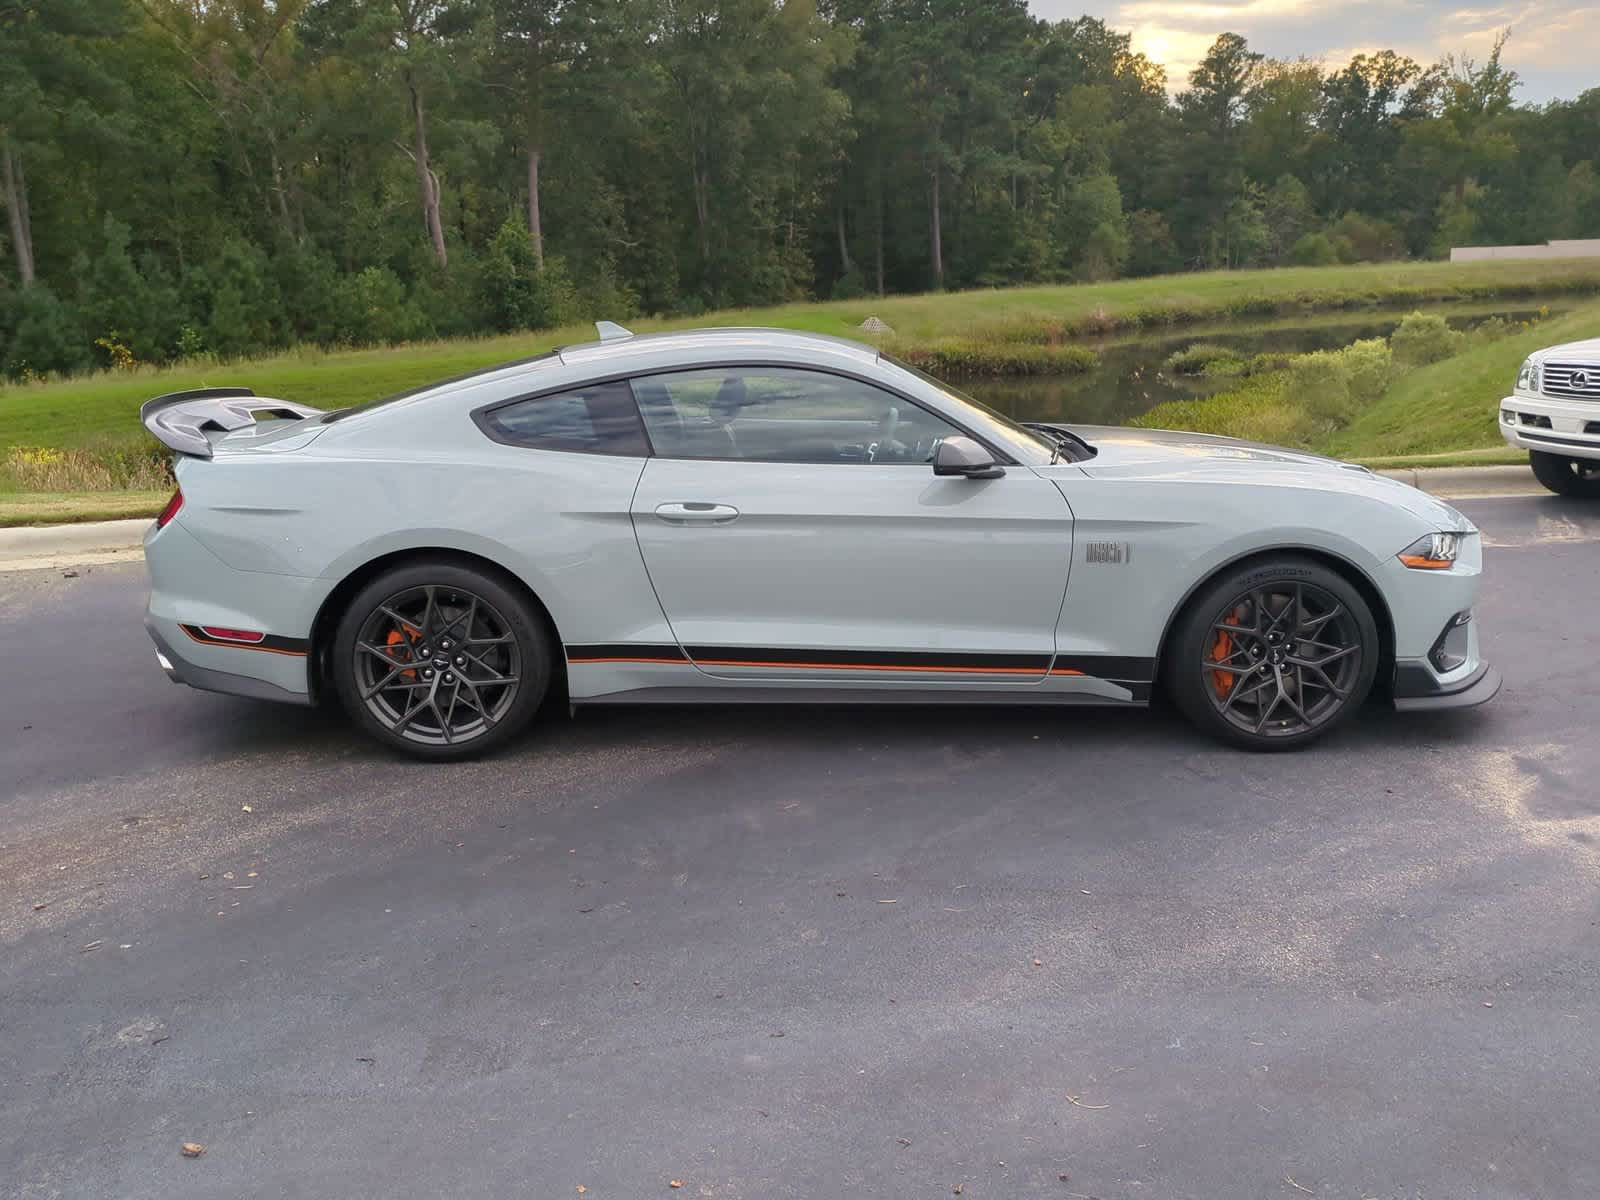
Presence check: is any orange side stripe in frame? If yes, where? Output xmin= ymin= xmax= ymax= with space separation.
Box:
xmin=181 ymin=627 xmax=307 ymax=656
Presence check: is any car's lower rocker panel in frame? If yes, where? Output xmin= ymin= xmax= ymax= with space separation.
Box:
xmin=573 ymin=686 xmax=1150 ymax=707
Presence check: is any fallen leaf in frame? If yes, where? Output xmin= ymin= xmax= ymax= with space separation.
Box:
xmin=897 ymin=1138 xmax=912 ymax=1148
xmin=180 ymin=1143 xmax=204 ymax=1158
xmin=669 ymin=1181 xmax=683 ymax=1190
xmin=953 ymin=1186 xmax=964 ymax=1195
xmin=576 ymin=1187 xmax=587 ymax=1195
xmin=240 ymin=805 xmax=253 ymax=813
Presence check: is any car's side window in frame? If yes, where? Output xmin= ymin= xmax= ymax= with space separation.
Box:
xmin=478 ymin=379 xmax=649 ymax=456
xmin=628 ymin=367 xmax=963 ymax=464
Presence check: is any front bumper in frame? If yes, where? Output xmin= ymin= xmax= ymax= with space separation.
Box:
xmin=1392 ymin=660 xmax=1502 ymax=711
xmin=1497 ymin=395 xmax=1600 ymax=460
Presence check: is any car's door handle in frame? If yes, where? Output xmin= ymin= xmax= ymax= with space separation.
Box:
xmin=654 ymin=501 xmax=740 ymax=524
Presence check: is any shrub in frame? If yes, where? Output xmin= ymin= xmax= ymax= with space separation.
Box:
xmin=830 ymin=266 xmax=869 ymax=300
xmin=1133 ymin=373 xmax=1313 ymax=447
xmin=334 ymin=267 xmax=433 ymax=345
xmin=476 ymin=219 xmax=576 ymax=332
xmin=1290 ymin=232 xmax=1338 ymax=266
xmin=1389 ymin=311 xmax=1464 ymax=367
xmin=2 ymin=284 xmax=90 ymax=379
xmin=1329 ymin=212 xmax=1405 ymax=262
xmin=1287 ymin=337 xmax=1394 ymax=427
xmin=1165 ymin=343 xmax=1243 ymax=375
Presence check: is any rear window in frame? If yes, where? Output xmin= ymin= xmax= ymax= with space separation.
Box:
xmin=477 ymin=380 xmax=649 ymax=456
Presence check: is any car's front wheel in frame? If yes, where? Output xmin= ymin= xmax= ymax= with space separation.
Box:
xmin=332 ymin=560 xmax=551 ymax=759
xmin=1167 ymin=557 xmax=1379 ymax=750
xmin=1529 ymin=450 xmax=1600 ymax=498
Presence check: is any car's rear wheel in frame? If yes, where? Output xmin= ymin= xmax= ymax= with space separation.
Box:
xmin=332 ymin=561 xmax=551 ymax=759
xmin=1529 ymin=450 xmax=1600 ymax=498
xmin=1167 ymin=557 xmax=1378 ymax=750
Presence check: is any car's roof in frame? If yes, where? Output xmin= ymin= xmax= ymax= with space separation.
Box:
xmin=556 ymin=325 xmax=880 ymax=369
xmin=331 ymin=327 xmax=886 ymax=425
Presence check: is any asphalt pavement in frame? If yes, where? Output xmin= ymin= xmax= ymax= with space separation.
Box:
xmin=4 ymin=494 xmax=1600 ymax=1200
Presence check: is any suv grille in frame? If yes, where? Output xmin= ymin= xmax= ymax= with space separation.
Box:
xmin=1542 ymin=362 xmax=1600 ymax=400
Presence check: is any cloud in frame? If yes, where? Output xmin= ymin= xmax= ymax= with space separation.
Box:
xmin=1027 ymin=0 xmax=1593 ymax=100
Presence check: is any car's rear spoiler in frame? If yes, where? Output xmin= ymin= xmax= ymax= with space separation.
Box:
xmin=141 ymin=387 xmax=325 ymax=458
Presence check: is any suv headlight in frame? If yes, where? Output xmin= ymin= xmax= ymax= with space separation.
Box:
xmin=1516 ymin=358 xmax=1541 ymax=393
xmin=1399 ymin=532 xmax=1463 ymax=570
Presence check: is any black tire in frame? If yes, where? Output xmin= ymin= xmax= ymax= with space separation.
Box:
xmin=1529 ymin=450 xmax=1600 ymax=498
xmin=332 ymin=560 xmax=551 ymax=760
xmin=1166 ymin=556 xmax=1379 ymax=751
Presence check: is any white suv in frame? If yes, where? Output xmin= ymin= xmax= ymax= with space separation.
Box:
xmin=1500 ymin=336 xmax=1600 ymax=496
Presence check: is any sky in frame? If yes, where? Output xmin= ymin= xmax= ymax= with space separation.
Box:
xmin=1028 ymin=0 xmax=1598 ymax=103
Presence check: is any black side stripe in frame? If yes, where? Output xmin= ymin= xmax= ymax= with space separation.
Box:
xmin=686 ymin=646 xmax=1052 ymax=671
xmin=180 ymin=625 xmax=310 ymax=656
xmin=567 ymin=643 xmax=687 ymax=663
xmin=1052 ymin=656 xmax=1156 ymax=682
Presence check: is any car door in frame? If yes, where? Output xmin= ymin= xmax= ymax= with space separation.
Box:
xmin=627 ymin=365 xmax=1074 ymax=685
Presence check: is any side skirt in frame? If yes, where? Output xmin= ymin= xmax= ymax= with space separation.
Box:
xmin=573 ymin=684 xmax=1150 ymax=708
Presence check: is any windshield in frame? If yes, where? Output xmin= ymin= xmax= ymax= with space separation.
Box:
xmin=878 ymin=355 xmax=1062 ymax=466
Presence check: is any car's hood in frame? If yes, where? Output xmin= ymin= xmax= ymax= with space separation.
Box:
xmin=1059 ymin=424 xmax=1472 ymax=531
xmin=1529 ymin=336 xmax=1600 ymax=364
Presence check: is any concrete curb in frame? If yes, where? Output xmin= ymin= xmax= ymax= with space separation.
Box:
xmin=0 ymin=465 xmax=1548 ymax=570
xmin=1373 ymin=464 xmax=1541 ymax=498
xmin=0 ymin=518 xmax=151 ymax=573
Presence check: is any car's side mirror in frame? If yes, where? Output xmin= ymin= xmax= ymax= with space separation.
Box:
xmin=933 ymin=435 xmax=1005 ymax=479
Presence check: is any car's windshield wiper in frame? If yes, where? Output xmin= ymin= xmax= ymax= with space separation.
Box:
xmin=1024 ymin=423 xmax=1096 ymax=464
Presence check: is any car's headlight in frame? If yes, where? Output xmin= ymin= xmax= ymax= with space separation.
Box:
xmin=1399 ymin=532 xmax=1463 ymax=570
xmin=1516 ymin=358 xmax=1541 ymax=393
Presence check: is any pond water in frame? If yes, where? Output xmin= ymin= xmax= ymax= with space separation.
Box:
xmin=962 ymin=303 xmax=1565 ymax=427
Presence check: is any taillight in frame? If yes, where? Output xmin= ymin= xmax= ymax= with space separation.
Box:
xmin=156 ymin=488 xmax=183 ymax=529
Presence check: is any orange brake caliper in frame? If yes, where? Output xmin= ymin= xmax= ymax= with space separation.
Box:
xmin=385 ymin=622 xmax=423 ymax=680
xmin=1210 ymin=605 xmax=1244 ymax=699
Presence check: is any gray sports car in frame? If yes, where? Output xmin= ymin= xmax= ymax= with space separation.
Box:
xmin=142 ymin=324 xmax=1499 ymax=758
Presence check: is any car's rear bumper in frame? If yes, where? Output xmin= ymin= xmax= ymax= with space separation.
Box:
xmin=1392 ymin=660 xmax=1502 ymax=711
xmin=1497 ymin=395 xmax=1600 ymax=460
xmin=146 ymin=619 xmax=315 ymax=706
xmin=144 ymin=517 xmax=317 ymax=705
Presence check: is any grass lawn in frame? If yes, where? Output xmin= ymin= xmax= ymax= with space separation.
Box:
xmin=0 ymin=490 xmax=170 ymax=527
xmin=1323 ymin=300 xmax=1600 ymax=459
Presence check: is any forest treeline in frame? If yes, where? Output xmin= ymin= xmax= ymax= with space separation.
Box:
xmin=2 ymin=0 xmax=1597 ymax=379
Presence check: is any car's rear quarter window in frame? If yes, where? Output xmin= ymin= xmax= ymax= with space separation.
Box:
xmin=477 ymin=380 xmax=649 ymax=456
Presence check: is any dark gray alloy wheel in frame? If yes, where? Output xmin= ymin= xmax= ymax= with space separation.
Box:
xmin=1529 ymin=450 xmax=1600 ymax=498
xmin=1169 ymin=558 xmax=1379 ymax=750
xmin=333 ymin=562 xmax=550 ymax=759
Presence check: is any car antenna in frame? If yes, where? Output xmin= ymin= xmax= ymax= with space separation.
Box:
xmin=595 ymin=321 xmax=634 ymax=342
